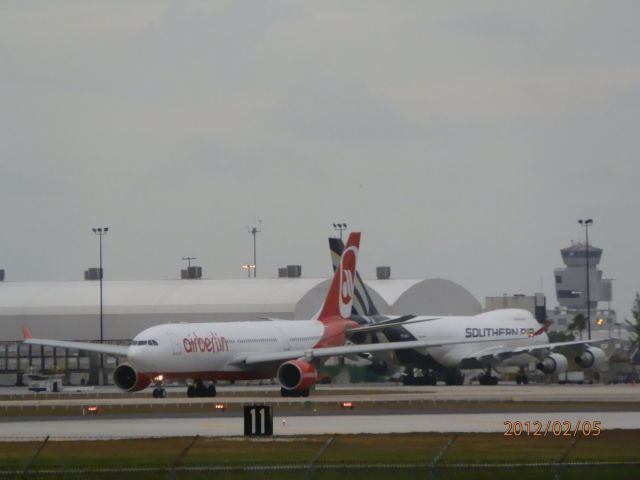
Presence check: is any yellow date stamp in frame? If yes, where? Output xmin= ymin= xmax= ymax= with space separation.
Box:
xmin=504 ymin=420 xmax=601 ymax=437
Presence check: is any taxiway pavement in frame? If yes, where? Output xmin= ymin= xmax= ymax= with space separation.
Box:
xmin=0 ymin=411 xmax=636 ymax=440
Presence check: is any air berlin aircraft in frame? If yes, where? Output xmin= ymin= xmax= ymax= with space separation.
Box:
xmin=23 ymin=233 xmax=463 ymax=398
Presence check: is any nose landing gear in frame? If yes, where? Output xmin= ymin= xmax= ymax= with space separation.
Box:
xmin=151 ymin=376 xmax=166 ymax=398
xmin=152 ymin=387 xmax=167 ymax=398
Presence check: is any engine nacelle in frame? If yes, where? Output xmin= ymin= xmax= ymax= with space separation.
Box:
xmin=277 ymin=359 xmax=318 ymax=391
xmin=575 ymin=347 xmax=607 ymax=369
xmin=113 ymin=363 xmax=152 ymax=392
xmin=536 ymin=353 xmax=568 ymax=375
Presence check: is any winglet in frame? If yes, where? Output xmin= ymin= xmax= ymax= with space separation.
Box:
xmin=22 ymin=326 xmax=33 ymax=340
xmin=529 ymin=319 xmax=553 ymax=337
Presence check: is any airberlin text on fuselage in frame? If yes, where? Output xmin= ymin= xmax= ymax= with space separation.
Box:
xmin=465 ymin=327 xmax=534 ymax=338
xmin=183 ymin=332 xmax=229 ymax=354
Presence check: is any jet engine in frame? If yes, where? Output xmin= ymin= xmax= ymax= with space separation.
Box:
xmin=575 ymin=347 xmax=606 ymax=369
xmin=113 ymin=363 xmax=152 ymax=392
xmin=277 ymin=359 xmax=318 ymax=391
xmin=536 ymin=353 xmax=568 ymax=375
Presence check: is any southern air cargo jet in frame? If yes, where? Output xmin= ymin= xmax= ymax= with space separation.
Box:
xmin=329 ymin=237 xmax=610 ymax=386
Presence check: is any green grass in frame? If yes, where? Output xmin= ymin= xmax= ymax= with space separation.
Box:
xmin=1 ymin=432 xmax=640 ymax=479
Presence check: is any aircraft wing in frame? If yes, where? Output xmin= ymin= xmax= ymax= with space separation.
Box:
xmin=24 ymin=338 xmax=129 ymax=357
xmin=237 ymin=338 xmax=476 ymax=365
xmin=463 ymin=338 xmax=612 ymax=362
xmin=345 ymin=316 xmax=440 ymax=335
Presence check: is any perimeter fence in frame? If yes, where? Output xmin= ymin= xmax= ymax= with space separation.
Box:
xmin=2 ymin=461 xmax=640 ymax=480
xmin=2 ymin=433 xmax=640 ymax=480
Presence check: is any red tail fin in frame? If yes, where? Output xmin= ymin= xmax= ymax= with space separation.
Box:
xmin=530 ymin=319 xmax=553 ymax=337
xmin=318 ymin=232 xmax=360 ymax=323
xmin=22 ymin=326 xmax=33 ymax=340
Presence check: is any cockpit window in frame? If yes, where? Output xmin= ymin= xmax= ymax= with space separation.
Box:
xmin=131 ymin=339 xmax=158 ymax=346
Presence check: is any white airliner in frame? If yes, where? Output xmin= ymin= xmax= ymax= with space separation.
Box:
xmin=329 ymin=238 xmax=610 ymax=386
xmin=22 ymin=232 xmax=485 ymax=398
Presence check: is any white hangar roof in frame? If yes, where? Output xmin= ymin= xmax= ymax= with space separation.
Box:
xmin=0 ymin=278 xmax=331 ymax=341
xmin=0 ymin=278 xmax=330 ymax=314
xmin=366 ymin=278 xmax=482 ymax=316
xmin=0 ymin=277 xmax=480 ymax=341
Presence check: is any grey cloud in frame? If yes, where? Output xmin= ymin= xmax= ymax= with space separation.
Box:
xmin=1 ymin=1 xmax=639 ymax=315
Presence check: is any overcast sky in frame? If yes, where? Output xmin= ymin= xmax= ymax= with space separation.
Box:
xmin=1 ymin=1 xmax=639 ymax=317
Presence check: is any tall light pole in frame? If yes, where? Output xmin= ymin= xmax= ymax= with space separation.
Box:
xmin=246 ymin=220 xmax=261 ymax=278
xmin=92 ymin=227 xmax=108 ymax=377
xmin=578 ymin=219 xmax=593 ymax=340
xmin=241 ymin=263 xmax=255 ymax=278
xmin=332 ymin=223 xmax=347 ymax=241
xmin=182 ymin=256 xmax=196 ymax=268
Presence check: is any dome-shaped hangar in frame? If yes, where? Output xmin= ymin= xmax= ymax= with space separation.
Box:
xmin=0 ymin=278 xmax=329 ymax=341
xmin=366 ymin=278 xmax=482 ymax=316
xmin=0 ymin=277 xmax=481 ymax=342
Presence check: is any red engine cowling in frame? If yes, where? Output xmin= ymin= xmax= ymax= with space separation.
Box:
xmin=277 ymin=359 xmax=318 ymax=391
xmin=113 ymin=363 xmax=152 ymax=392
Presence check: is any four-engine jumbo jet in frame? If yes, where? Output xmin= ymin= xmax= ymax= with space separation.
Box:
xmin=329 ymin=238 xmax=611 ymax=386
xmin=22 ymin=233 xmax=486 ymax=398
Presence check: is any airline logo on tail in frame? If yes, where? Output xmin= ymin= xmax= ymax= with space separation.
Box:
xmin=319 ymin=232 xmax=360 ymax=322
xmin=339 ymin=245 xmax=357 ymax=318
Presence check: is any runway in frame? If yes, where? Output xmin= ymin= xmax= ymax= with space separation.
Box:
xmin=2 ymin=384 xmax=639 ymax=440
xmin=2 ymin=383 xmax=640 ymax=405
xmin=0 ymin=411 xmax=636 ymax=440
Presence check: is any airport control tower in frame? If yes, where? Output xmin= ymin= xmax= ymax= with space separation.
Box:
xmin=554 ymin=242 xmax=612 ymax=310
xmin=551 ymin=242 xmax=617 ymax=336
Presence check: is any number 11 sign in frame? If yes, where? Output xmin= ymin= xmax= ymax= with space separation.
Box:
xmin=244 ymin=405 xmax=273 ymax=436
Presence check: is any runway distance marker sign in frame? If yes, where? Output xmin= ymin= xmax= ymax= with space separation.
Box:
xmin=244 ymin=405 xmax=273 ymax=436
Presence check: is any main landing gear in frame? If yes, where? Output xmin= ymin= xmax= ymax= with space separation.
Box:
xmin=478 ymin=366 xmax=499 ymax=385
xmin=187 ymin=380 xmax=217 ymax=398
xmin=515 ymin=367 xmax=529 ymax=385
xmin=280 ymin=387 xmax=310 ymax=397
xmin=444 ymin=369 xmax=465 ymax=386
xmin=401 ymin=368 xmax=438 ymax=386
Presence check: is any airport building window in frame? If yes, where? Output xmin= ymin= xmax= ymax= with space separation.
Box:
xmin=555 ymin=275 xmax=562 ymax=284
xmin=562 ymin=251 xmax=602 ymax=259
xmin=558 ymin=290 xmax=581 ymax=299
